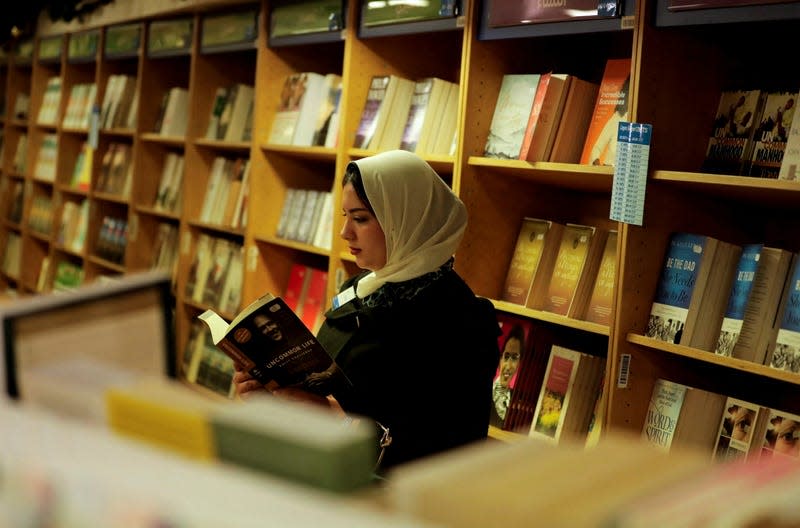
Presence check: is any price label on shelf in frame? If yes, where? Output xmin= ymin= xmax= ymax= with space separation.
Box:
xmin=610 ymin=121 xmax=652 ymax=226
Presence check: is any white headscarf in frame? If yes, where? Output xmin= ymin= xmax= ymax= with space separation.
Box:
xmin=350 ymin=150 xmax=467 ymax=299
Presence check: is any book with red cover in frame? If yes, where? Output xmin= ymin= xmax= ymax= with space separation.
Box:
xmin=300 ymin=267 xmax=328 ymax=334
xmin=490 ymin=313 xmax=535 ymax=430
xmin=579 ymin=58 xmax=632 ymax=167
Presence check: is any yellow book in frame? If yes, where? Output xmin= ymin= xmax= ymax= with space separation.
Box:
xmin=106 ymin=376 xmax=226 ymax=461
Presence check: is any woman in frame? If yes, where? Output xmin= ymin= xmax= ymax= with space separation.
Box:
xmin=235 ymin=150 xmax=500 ymax=470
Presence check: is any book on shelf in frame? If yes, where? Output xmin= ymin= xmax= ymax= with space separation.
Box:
xmin=276 ymin=188 xmax=299 ymax=238
xmin=153 ymin=152 xmax=182 ymax=212
xmin=205 ymin=86 xmax=229 ymax=139
xmin=584 ymin=369 xmax=607 ymax=448
xmin=519 ymin=72 xmax=571 ymax=162
xmin=529 ymin=344 xmax=605 ymax=444
xmin=548 ymin=76 xmax=599 ymax=163
xmin=644 ymin=232 xmax=742 ymax=352
xmin=400 ymin=77 xmax=450 ymax=154
xmin=201 ymin=238 xmax=235 ymax=307
xmin=371 ymin=76 xmax=416 ymax=151
xmin=715 ymin=245 xmax=793 ymax=364
xmin=779 ymin=90 xmax=800 ymax=180
xmin=293 ymin=189 xmax=322 ymax=244
xmin=712 ymin=397 xmax=769 ymax=462
xmin=501 ymin=217 xmax=565 ymax=307
xmin=299 ymin=267 xmax=328 ymax=334
xmin=429 ymin=82 xmax=460 ymax=156
xmin=219 ymin=83 xmax=255 ymax=143
xmin=757 ymin=407 xmax=800 ymax=460
xmin=579 ymin=57 xmax=632 ymax=166
xmin=217 ymin=243 xmax=244 ymax=316
xmin=69 ymin=142 xmax=93 ymax=191
xmin=766 ymin=253 xmax=800 ymax=373
xmin=185 ymin=233 xmax=216 ymax=303
xmin=149 ymin=222 xmax=179 ymax=283
xmin=282 ymin=188 xmax=309 ymax=241
xmin=641 ymin=379 xmax=725 ymax=454
xmin=701 ymin=88 xmax=764 ymax=175
xmin=490 ymin=313 xmax=535 ymax=430
xmin=582 ymin=229 xmax=618 ymax=325
xmin=37 ymin=76 xmax=62 ymax=126
xmin=536 ymin=223 xmax=607 ymax=318
xmin=312 ymin=73 xmax=343 ymax=147
xmin=268 ymin=72 xmax=327 ymax=146
xmin=746 ymin=90 xmax=798 ymax=178
xmin=283 ymin=263 xmax=311 ymax=315
xmin=157 ymin=86 xmax=189 ymax=136
xmin=182 ymin=321 xmax=236 ymax=399
xmin=198 ymin=293 xmax=352 ymax=395
xmin=311 ymin=191 xmax=334 ymax=250
xmin=484 ymin=73 xmax=541 ymax=159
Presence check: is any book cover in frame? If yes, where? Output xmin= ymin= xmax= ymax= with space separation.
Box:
xmin=198 ymin=293 xmax=351 ymax=395
xmin=529 ymin=345 xmax=604 ymax=444
xmin=645 ymin=232 xmax=739 ymax=350
xmin=299 ymin=267 xmax=328 ymax=334
xmin=530 ymin=345 xmax=579 ymax=441
xmin=290 ymin=72 xmax=330 ymax=147
xmin=549 ymin=76 xmax=598 ymax=163
xmin=713 ymin=397 xmax=768 ymax=462
xmin=223 ymin=83 xmax=255 ymax=143
xmin=400 ymin=77 xmax=436 ymax=152
xmin=517 ymin=72 xmax=552 ymax=161
xmin=484 ymin=74 xmax=541 ymax=159
xmin=701 ymin=88 xmax=764 ymax=175
xmin=430 ymin=82 xmax=459 ymax=156
xmin=747 ymin=90 xmax=797 ymax=178
xmin=757 ymin=408 xmax=800 ymax=460
xmin=490 ymin=313 xmax=535 ymax=429
xmin=779 ymin=91 xmax=800 ymax=180
xmin=283 ymin=263 xmax=310 ymax=315
xmin=580 ymin=58 xmax=631 ymax=166
xmin=501 ymin=217 xmax=563 ymax=306
xmin=268 ymin=73 xmax=308 ymax=145
xmin=582 ymin=229 xmax=618 ymax=325
xmin=373 ymin=76 xmax=416 ymax=151
xmin=539 ymin=223 xmax=605 ymax=318
xmin=353 ymin=75 xmax=391 ymax=149
xmin=767 ymin=254 xmax=800 ymax=373
xmin=714 ymin=243 xmax=763 ymax=357
xmin=312 ymin=73 xmax=343 ymax=146
xmin=641 ymin=378 xmax=687 ymax=452
xmin=521 ymin=73 xmax=571 ymax=162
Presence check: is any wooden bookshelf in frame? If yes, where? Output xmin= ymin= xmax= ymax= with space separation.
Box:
xmin=0 ymin=0 xmax=798 ymax=455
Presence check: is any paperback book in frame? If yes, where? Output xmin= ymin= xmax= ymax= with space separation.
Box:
xmin=199 ymin=293 xmax=351 ymax=395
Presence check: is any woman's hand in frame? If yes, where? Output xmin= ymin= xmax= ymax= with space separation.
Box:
xmin=232 ymin=364 xmax=268 ymax=399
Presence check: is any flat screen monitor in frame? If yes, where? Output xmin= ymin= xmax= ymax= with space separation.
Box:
xmin=1 ymin=270 xmax=176 ymax=400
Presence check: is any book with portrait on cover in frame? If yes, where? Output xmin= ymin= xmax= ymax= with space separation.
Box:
xmin=198 ymin=293 xmax=350 ymax=395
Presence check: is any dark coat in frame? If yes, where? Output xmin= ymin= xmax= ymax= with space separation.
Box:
xmin=317 ymin=268 xmax=501 ymax=470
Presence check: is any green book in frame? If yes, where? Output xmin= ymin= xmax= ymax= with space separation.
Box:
xmin=211 ymin=396 xmax=377 ymax=493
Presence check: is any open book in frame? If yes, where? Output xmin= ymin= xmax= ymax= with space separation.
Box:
xmin=198 ymin=293 xmax=349 ymax=395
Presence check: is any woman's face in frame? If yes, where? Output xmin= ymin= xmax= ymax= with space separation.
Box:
xmin=340 ymin=182 xmax=387 ymax=271
xmin=497 ymin=336 xmax=522 ymax=387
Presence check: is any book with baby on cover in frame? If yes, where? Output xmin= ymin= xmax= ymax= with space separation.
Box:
xmin=198 ymin=293 xmax=350 ymax=395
